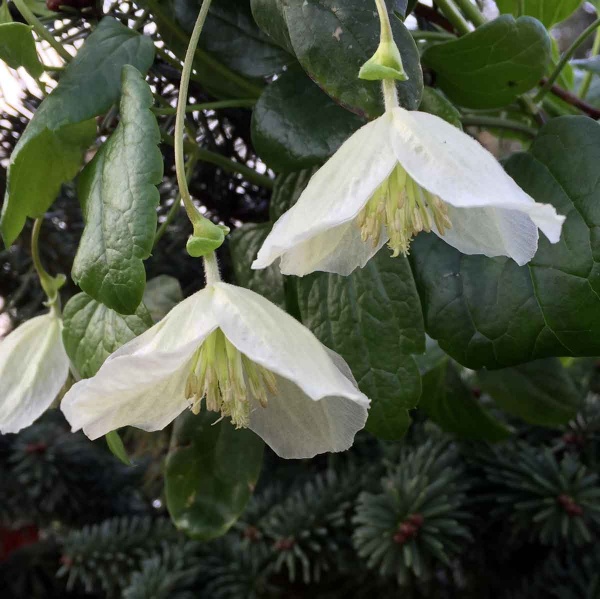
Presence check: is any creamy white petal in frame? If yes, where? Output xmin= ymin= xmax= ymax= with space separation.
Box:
xmin=249 ymin=374 xmax=368 ymax=459
xmin=252 ymin=113 xmax=397 ymax=271
xmin=61 ymin=290 xmax=220 ymax=439
xmin=61 ymin=346 xmax=199 ymax=439
xmin=109 ymin=286 xmax=216 ymax=360
xmin=213 ymin=283 xmax=369 ymax=405
xmin=278 ymin=220 xmax=387 ymax=276
xmin=390 ymin=107 xmax=565 ymax=246
xmin=0 ymin=313 xmax=70 ymax=434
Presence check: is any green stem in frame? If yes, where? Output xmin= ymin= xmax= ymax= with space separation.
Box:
xmin=162 ymin=132 xmax=274 ymax=189
xmin=144 ymin=0 xmax=262 ymax=98
xmin=175 ymin=0 xmax=215 ymax=225
xmin=454 ymin=0 xmax=486 ymax=27
xmin=153 ymin=99 xmax=256 ymax=115
xmin=535 ymin=18 xmax=600 ymax=103
xmin=461 ymin=116 xmax=538 ymax=137
xmin=433 ymin=0 xmax=471 ymax=36
xmin=41 ymin=64 xmax=66 ymax=72
xmin=579 ymin=28 xmax=600 ymax=99
xmin=154 ymin=153 xmax=198 ymax=246
xmin=12 ymin=0 xmax=72 ymax=63
xmin=374 ymin=0 xmax=394 ymax=44
xmin=31 ymin=219 xmax=60 ymax=308
xmin=410 ymin=30 xmax=456 ymax=41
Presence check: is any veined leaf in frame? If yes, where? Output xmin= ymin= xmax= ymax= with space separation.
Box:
xmin=72 ymin=65 xmax=163 ymax=315
xmin=0 ymin=17 xmax=155 ymax=246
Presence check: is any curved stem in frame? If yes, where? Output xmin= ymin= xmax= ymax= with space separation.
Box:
xmin=453 ymin=0 xmax=486 ymax=27
xmin=433 ymin=0 xmax=471 ymax=36
xmin=12 ymin=0 xmax=72 ymax=63
xmin=461 ymin=116 xmax=538 ymax=137
xmin=175 ymin=0 xmax=215 ymax=225
xmin=153 ymin=99 xmax=256 ymax=115
xmin=535 ymin=18 xmax=600 ymax=103
xmin=31 ymin=219 xmax=59 ymax=308
xmin=579 ymin=28 xmax=600 ymax=99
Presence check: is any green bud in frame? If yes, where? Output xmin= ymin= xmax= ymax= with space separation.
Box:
xmin=186 ymin=218 xmax=230 ymax=258
xmin=359 ymin=39 xmax=408 ymax=82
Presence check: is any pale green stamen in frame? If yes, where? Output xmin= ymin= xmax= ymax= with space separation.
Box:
xmin=358 ymin=165 xmax=452 ymax=257
xmin=185 ymin=329 xmax=276 ymax=428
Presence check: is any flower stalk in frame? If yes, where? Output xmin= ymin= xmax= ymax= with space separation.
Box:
xmin=31 ymin=219 xmax=65 ymax=310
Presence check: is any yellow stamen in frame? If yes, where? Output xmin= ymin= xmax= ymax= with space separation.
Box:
xmin=186 ymin=329 xmax=277 ymax=428
xmin=357 ymin=165 xmax=452 ymax=256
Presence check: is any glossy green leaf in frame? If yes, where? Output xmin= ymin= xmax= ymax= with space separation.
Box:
xmin=495 ymin=0 xmax=582 ymax=28
xmin=411 ymin=116 xmax=600 ymax=369
xmin=252 ymin=65 xmax=364 ymax=171
xmin=478 ymin=359 xmax=581 ymax=427
xmin=105 ymin=430 xmax=132 ymax=466
xmin=142 ymin=275 xmax=183 ymax=322
xmin=72 ymin=66 xmax=163 ymax=315
xmin=297 ymin=249 xmax=425 ymax=440
xmin=165 ymin=409 xmax=264 ymax=540
xmin=282 ymin=0 xmax=423 ymax=118
xmin=173 ymin=0 xmax=292 ymax=77
xmin=269 ymin=168 xmax=317 ymax=222
xmin=62 ymin=292 xmax=153 ymax=379
xmin=422 ymin=16 xmax=551 ymax=109
xmin=418 ymin=87 xmax=462 ymax=129
xmin=0 ymin=23 xmax=43 ymax=77
xmin=0 ymin=17 xmax=155 ymax=246
xmin=250 ymin=0 xmax=294 ymax=54
xmin=229 ymin=222 xmax=285 ymax=309
xmin=420 ymin=359 xmax=511 ymax=441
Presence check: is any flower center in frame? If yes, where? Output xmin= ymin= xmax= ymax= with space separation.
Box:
xmin=185 ymin=329 xmax=277 ymax=428
xmin=357 ymin=165 xmax=452 ymax=257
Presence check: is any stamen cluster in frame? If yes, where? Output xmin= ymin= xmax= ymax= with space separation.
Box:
xmin=357 ymin=165 xmax=452 ymax=256
xmin=185 ymin=329 xmax=277 ymax=428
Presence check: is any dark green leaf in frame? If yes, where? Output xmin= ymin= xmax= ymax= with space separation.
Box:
xmin=142 ymin=275 xmax=183 ymax=322
xmin=420 ymin=358 xmax=511 ymax=441
xmin=0 ymin=23 xmax=43 ymax=77
xmin=478 ymin=359 xmax=580 ymax=427
xmin=250 ymin=0 xmax=295 ymax=53
xmin=105 ymin=430 xmax=132 ymax=466
xmin=496 ymin=0 xmax=582 ymax=28
xmin=411 ymin=116 xmax=600 ymax=369
xmin=229 ymin=222 xmax=285 ymax=309
xmin=72 ymin=66 xmax=163 ymax=315
xmin=269 ymin=168 xmax=317 ymax=222
xmin=165 ymin=409 xmax=264 ymax=540
xmin=252 ymin=64 xmax=364 ymax=171
xmin=282 ymin=0 xmax=423 ymax=118
xmin=0 ymin=17 xmax=155 ymax=246
xmin=174 ymin=0 xmax=292 ymax=77
xmin=418 ymin=87 xmax=462 ymax=129
xmin=297 ymin=248 xmax=425 ymax=439
xmin=422 ymin=16 xmax=551 ymax=109
xmin=62 ymin=292 xmax=153 ymax=379
xmin=0 ymin=1 xmax=12 ymax=23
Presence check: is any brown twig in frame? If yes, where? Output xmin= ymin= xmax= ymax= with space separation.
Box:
xmin=540 ymin=78 xmax=600 ymax=120
xmin=414 ymin=3 xmax=454 ymax=33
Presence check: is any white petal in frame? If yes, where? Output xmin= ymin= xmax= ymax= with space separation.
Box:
xmin=278 ymin=221 xmax=387 ymax=276
xmin=214 ymin=283 xmax=366 ymax=401
xmin=252 ymin=113 xmax=398 ymax=272
xmin=249 ymin=374 xmax=368 ymax=459
xmin=0 ymin=313 xmax=70 ymax=434
xmin=437 ymin=204 xmax=540 ymax=266
xmin=61 ymin=348 xmax=196 ymax=439
xmin=390 ymin=108 xmax=565 ymax=254
xmin=61 ymin=289 xmax=219 ymax=439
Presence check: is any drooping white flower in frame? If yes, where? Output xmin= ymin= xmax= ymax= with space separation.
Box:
xmin=61 ymin=282 xmax=369 ymax=459
xmin=0 ymin=308 xmax=70 ymax=434
xmin=252 ymin=107 xmax=565 ymax=276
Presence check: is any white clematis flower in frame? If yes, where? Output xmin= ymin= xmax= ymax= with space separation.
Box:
xmin=61 ymin=282 xmax=369 ymax=459
xmin=0 ymin=307 xmax=70 ymax=434
xmin=252 ymin=106 xmax=566 ymax=276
